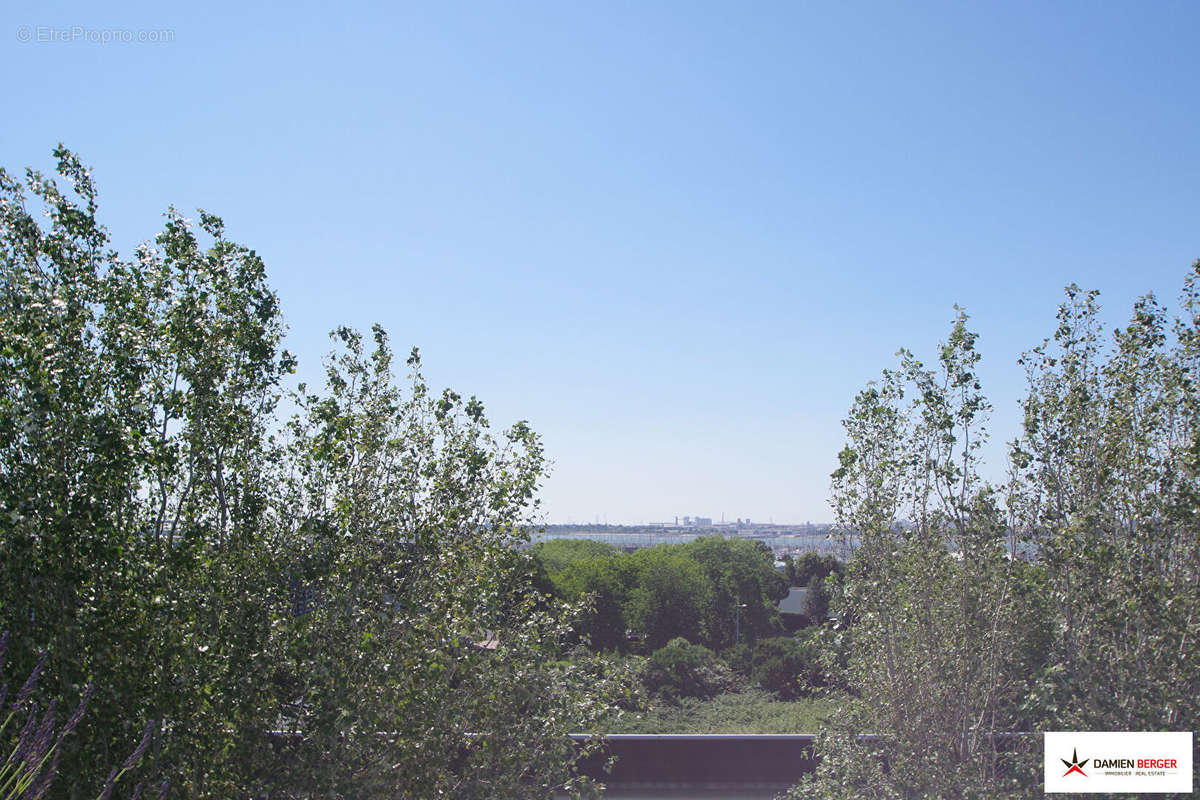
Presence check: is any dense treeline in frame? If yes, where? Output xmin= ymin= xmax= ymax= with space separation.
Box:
xmin=0 ymin=149 xmax=622 ymax=798
xmin=532 ymin=538 xmax=846 ymax=709
xmin=531 ymin=536 xmax=790 ymax=651
xmin=790 ymin=281 xmax=1200 ymax=798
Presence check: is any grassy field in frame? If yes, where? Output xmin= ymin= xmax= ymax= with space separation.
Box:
xmin=603 ymin=689 xmax=841 ymax=734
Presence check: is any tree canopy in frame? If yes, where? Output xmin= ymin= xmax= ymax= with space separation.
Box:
xmin=534 ymin=535 xmax=788 ymax=652
xmin=0 ymin=147 xmax=620 ymax=799
xmin=792 ymin=276 xmax=1200 ymax=798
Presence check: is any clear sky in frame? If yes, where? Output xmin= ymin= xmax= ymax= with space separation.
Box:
xmin=5 ymin=1 xmax=1199 ymax=524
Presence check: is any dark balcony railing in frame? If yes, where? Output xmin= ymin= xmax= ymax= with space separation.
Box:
xmin=570 ymin=734 xmax=817 ymax=790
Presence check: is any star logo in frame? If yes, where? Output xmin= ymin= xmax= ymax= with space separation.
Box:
xmin=1061 ymin=747 xmax=1089 ymax=777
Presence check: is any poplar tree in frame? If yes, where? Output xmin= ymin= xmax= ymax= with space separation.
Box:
xmin=0 ymin=147 xmax=621 ymax=798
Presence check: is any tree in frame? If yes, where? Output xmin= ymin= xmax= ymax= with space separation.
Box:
xmin=624 ymin=546 xmax=712 ymax=651
xmin=792 ymin=311 xmax=1039 ymax=799
xmin=793 ymin=270 xmax=1200 ymax=798
xmin=679 ymin=536 xmax=788 ymax=649
xmin=553 ymin=556 xmax=631 ymax=652
xmin=546 ymin=537 xmax=789 ymax=654
xmin=789 ymin=552 xmax=842 ymax=588
xmin=531 ymin=538 xmax=618 ymax=576
xmin=0 ymin=147 xmax=292 ymax=795
xmin=0 ymin=147 xmax=622 ymax=798
xmin=801 ymin=574 xmax=830 ymax=623
xmin=268 ymin=328 xmax=619 ymax=799
xmin=750 ymin=636 xmax=823 ymax=700
xmin=1010 ymin=278 xmax=1200 ymax=736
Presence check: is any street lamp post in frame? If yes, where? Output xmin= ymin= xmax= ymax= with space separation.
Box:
xmin=734 ymin=603 xmax=748 ymax=646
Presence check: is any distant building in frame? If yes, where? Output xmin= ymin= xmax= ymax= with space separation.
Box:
xmin=776 ymin=587 xmax=809 ymax=615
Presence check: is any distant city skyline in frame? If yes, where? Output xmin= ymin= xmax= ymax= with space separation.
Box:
xmin=549 ymin=514 xmax=807 ymax=527
xmin=7 ymin=1 xmax=1200 ymax=524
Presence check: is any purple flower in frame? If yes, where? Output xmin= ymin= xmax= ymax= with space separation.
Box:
xmin=97 ymin=767 xmax=119 ymax=800
xmin=27 ymin=744 xmax=61 ymax=800
xmin=23 ymin=698 xmax=59 ymax=770
xmin=10 ymin=702 xmax=39 ymax=763
xmin=121 ymin=719 xmax=155 ymax=771
xmin=13 ymin=650 xmax=46 ymax=707
xmin=59 ymin=683 xmax=92 ymax=741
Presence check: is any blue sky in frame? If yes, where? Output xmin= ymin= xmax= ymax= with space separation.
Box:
xmin=5 ymin=1 xmax=1199 ymax=524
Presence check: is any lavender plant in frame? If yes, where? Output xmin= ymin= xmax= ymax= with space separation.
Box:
xmin=0 ymin=633 xmax=156 ymax=800
xmin=0 ymin=636 xmax=82 ymax=799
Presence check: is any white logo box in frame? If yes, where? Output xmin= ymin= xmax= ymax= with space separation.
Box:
xmin=1044 ymin=731 xmax=1192 ymax=794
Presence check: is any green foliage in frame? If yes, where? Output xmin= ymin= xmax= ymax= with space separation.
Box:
xmin=624 ymin=547 xmax=712 ymax=651
xmin=269 ymin=331 xmax=619 ymax=798
xmin=542 ymin=535 xmax=786 ymax=653
xmin=800 ymin=271 xmax=1200 ymax=797
xmin=750 ymin=636 xmax=824 ymax=700
xmin=553 ymin=556 xmax=632 ymax=652
xmin=0 ymin=148 xmax=620 ymax=799
xmin=605 ymin=689 xmax=839 ymax=735
xmin=801 ymin=574 xmax=831 ymax=622
xmin=677 ymin=536 xmax=788 ymax=648
xmin=800 ymin=624 xmax=853 ymax=694
xmin=640 ymin=638 xmax=737 ymax=702
xmin=0 ymin=637 xmax=159 ymax=800
xmin=1011 ymin=277 xmax=1200 ymax=733
xmin=788 ymin=552 xmax=842 ymax=588
xmin=782 ymin=726 xmax=902 ymax=800
xmin=719 ymin=642 xmax=754 ymax=677
xmin=799 ymin=310 xmax=1044 ymax=798
xmin=0 ymin=147 xmax=291 ymax=795
xmin=530 ymin=539 xmax=618 ymax=576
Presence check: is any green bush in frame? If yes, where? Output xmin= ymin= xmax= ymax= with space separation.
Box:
xmin=800 ymin=625 xmax=853 ymax=694
xmin=719 ymin=642 xmax=753 ymax=677
xmin=606 ymin=689 xmax=839 ymax=734
xmin=641 ymin=638 xmax=738 ymax=702
xmin=751 ymin=636 xmax=823 ymax=699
